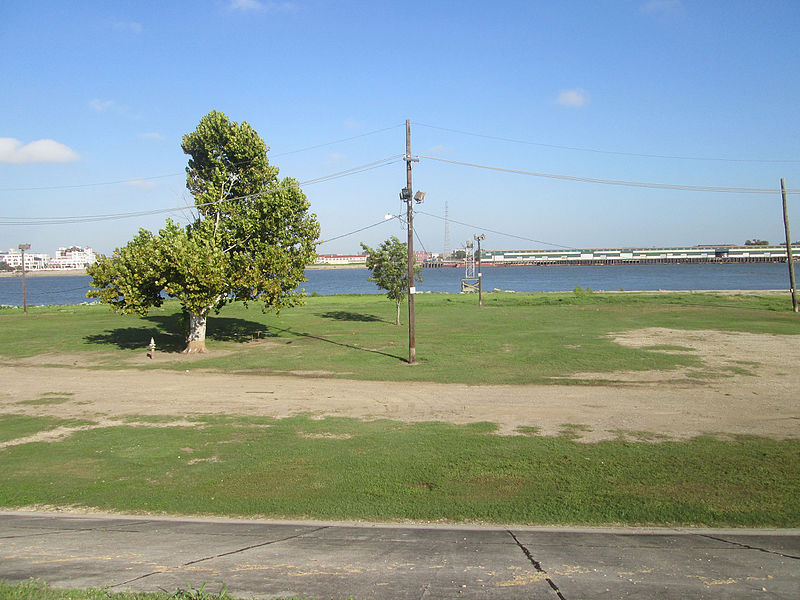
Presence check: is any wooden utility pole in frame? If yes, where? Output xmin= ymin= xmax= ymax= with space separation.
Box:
xmin=474 ymin=233 xmax=485 ymax=306
xmin=781 ymin=178 xmax=798 ymax=312
xmin=19 ymin=243 xmax=30 ymax=314
xmin=405 ymin=120 xmax=417 ymax=363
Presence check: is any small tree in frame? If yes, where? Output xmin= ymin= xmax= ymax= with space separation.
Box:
xmin=361 ymin=237 xmax=421 ymax=325
xmin=88 ymin=110 xmax=320 ymax=353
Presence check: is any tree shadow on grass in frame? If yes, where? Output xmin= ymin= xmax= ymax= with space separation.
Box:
xmin=317 ymin=310 xmax=388 ymax=323
xmin=84 ymin=315 xmax=273 ymax=352
xmin=84 ymin=327 xmax=185 ymax=353
xmin=266 ymin=324 xmax=407 ymax=363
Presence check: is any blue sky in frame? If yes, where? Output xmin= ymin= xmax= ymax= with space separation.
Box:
xmin=2 ymin=0 xmax=799 ymax=256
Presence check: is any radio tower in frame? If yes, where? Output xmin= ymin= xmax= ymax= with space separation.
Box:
xmin=443 ymin=201 xmax=451 ymax=258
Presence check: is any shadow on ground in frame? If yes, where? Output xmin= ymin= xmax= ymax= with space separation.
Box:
xmin=266 ymin=324 xmax=406 ymax=362
xmin=317 ymin=311 xmax=387 ymax=323
xmin=84 ymin=315 xmax=272 ymax=352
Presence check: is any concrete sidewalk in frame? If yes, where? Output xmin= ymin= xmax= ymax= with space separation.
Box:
xmin=1 ymin=511 xmax=798 ymax=599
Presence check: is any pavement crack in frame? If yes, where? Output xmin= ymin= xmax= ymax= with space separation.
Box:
xmin=0 ymin=531 xmax=65 ymax=540
xmin=110 ymin=569 xmax=169 ymax=589
xmin=109 ymin=525 xmax=330 ymax=589
xmin=182 ymin=525 xmax=330 ymax=566
xmin=699 ymin=534 xmax=800 ymax=560
xmin=507 ymin=530 xmax=567 ymax=599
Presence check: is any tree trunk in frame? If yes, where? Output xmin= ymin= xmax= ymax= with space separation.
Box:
xmin=395 ymin=299 xmax=401 ymax=326
xmin=183 ymin=311 xmax=208 ymax=353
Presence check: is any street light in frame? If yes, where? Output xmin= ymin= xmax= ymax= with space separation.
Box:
xmin=18 ymin=243 xmax=30 ymax=314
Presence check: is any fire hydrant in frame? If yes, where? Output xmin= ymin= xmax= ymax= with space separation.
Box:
xmin=147 ymin=337 xmax=156 ymax=359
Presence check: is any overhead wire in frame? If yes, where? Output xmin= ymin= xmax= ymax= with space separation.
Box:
xmin=0 ymin=155 xmax=404 ymax=226
xmin=416 ymin=209 xmax=572 ymax=249
xmin=419 ymin=155 xmax=800 ymax=195
xmin=319 ymin=215 xmax=400 ymax=245
xmin=413 ymin=121 xmax=800 ymax=164
xmin=0 ymin=124 xmax=405 ymax=192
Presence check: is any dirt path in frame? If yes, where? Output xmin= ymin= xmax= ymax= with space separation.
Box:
xmin=2 ymin=329 xmax=799 ymax=442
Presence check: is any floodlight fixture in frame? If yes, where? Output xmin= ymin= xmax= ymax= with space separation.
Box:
xmin=413 ymin=191 xmax=425 ymax=203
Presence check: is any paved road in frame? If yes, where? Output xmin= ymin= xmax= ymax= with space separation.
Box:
xmin=1 ymin=511 xmax=798 ymax=599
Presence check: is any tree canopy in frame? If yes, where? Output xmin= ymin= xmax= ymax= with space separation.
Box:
xmin=88 ymin=110 xmax=320 ymax=352
xmin=360 ymin=236 xmax=421 ymax=325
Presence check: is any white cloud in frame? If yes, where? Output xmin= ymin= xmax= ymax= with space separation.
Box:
xmin=640 ymin=0 xmax=683 ymax=14
xmin=113 ymin=21 xmax=143 ymax=34
xmin=229 ymin=0 xmax=299 ymax=13
xmin=139 ymin=132 xmax=165 ymax=140
xmin=0 ymin=138 xmax=80 ymax=164
xmin=556 ymin=88 xmax=590 ymax=108
xmin=230 ymin=0 xmax=263 ymax=9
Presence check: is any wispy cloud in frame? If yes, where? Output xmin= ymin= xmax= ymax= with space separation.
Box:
xmin=138 ymin=132 xmax=165 ymax=141
xmin=640 ymin=0 xmax=683 ymax=15
xmin=125 ymin=178 xmax=158 ymax=189
xmin=229 ymin=0 xmax=298 ymax=13
xmin=343 ymin=118 xmax=362 ymax=131
xmin=426 ymin=144 xmax=453 ymax=156
xmin=112 ymin=21 xmax=143 ymax=34
xmin=556 ymin=88 xmax=590 ymax=108
xmin=89 ymin=99 xmax=113 ymax=112
xmin=325 ymin=153 xmax=347 ymax=168
xmin=89 ymin=98 xmax=142 ymax=119
xmin=0 ymin=138 xmax=80 ymax=164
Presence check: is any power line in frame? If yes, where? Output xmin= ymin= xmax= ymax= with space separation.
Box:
xmin=414 ymin=122 xmax=800 ymax=164
xmin=0 ymin=125 xmax=405 ymax=192
xmin=419 ymin=155 xmax=800 ymax=195
xmin=416 ymin=209 xmax=572 ymax=249
xmin=271 ymin=124 xmax=404 ymax=157
xmin=319 ymin=215 xmax=400 ymax=245
xmin=0 ymin=156 xmax=404 ymax=226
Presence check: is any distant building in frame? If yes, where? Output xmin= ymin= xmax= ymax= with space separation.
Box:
xmin=0 ymin=248 xmax=50 ymax=270
xmin=48 ymin=246 xmax=97 ymax=270
xmin=0 ymin=246 xmax=97 ymax=271
xmin=315 ymin=253 xmax=368 ymax=266
xmin=478 ymin=244 xmax=800 ymax=265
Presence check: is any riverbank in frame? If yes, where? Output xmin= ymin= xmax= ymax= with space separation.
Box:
xmin=0 ymin=269 xmax=87 ymax=278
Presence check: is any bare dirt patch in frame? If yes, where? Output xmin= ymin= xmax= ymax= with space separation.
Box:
xmin=1 ymin=328 xmax=798 ymax=442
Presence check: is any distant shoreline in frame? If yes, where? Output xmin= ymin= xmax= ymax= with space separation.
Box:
xmin=0 ymin=269 xmax=88 ymax=278
xmin=306 ymin=264 xmax=367 ymax=270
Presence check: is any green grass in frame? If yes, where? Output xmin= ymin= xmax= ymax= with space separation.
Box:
xmin=0 ymin=416 xmax=89 ymax=445
xmin=1 ymin=292 xmax=798 ymax=384
xmin=1 ymin=415 xmax=797 ymax=527
xmin=0 ymin=579 xmax=238 ymax=600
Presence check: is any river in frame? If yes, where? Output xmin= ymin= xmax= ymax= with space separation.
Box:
xmin=0 ymin=262 xmax=794 ymax=307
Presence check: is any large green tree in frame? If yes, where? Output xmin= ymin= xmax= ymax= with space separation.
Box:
xmin=360 ymin=237 xmax=421 ymax=325
xmin=88 ymin=110 xmax=320 ymax=353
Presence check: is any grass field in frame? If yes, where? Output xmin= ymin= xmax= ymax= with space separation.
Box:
xmin=1 ymin=414 xmax=798 ymax=527
xmin=1 ymin=292 xmax=799 ymax=527
xmin=1 ymin=291 xmax=798 ymax=384
xmin=0 ymin=579 xmax=237 ymax=600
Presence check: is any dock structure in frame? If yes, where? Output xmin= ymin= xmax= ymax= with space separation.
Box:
xmin=424 ymin=244 xmax=800 ymax=268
